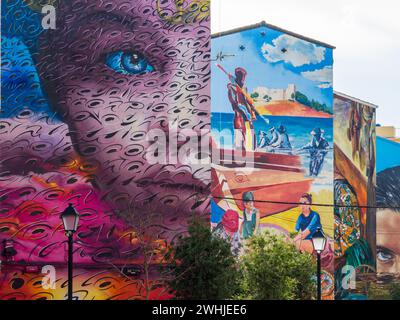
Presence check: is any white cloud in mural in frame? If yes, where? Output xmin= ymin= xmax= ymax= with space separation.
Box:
xmin=318 ymin=83 xmax=332 ymax=89
xmin=301 ymin=66 xmax=333 ymax=88
xmin=261 ymin=34 xmax=326 ymax=67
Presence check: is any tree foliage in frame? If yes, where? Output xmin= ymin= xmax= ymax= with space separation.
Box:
xmin=237 ymin=232 xmax=316 ymax=300
xmin=295 ymin=91 xmax=332 ymax=114
xmin=165 ymin=218 xmax=240 ymax=300
xmin=250 ymin=92 xmax=259 ymax=99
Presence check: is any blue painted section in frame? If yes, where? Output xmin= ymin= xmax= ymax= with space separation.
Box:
xmin=1 ymin=0 xmax=60 ymax=121
xmin=376 ymin=136 xmax=400 ymax=172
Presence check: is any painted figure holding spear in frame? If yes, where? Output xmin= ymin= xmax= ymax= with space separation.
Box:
xmin=217 ymin=64 xmax=262 ymax=151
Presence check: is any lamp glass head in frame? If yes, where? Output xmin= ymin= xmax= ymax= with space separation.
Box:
xmin=60 ymin=204 xmax=79 ymax=232
xmin=312 ymin=228 xmax=326 ymax=253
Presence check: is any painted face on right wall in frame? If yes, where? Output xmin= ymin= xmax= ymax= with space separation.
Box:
xmin=376 ymin=164 xmax=400 ymax=276
xmin=377 ymin=209 xmax=400 ymax=274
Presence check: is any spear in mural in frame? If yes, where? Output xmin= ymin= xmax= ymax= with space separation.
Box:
xmin=215 ymin=63 xmax=270 ymax=125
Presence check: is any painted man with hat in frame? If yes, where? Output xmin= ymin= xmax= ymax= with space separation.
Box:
xmin=299 ymin=127 xmax=329 ymax=176
xmin=268 ymin=124 xmax=292 ymax=150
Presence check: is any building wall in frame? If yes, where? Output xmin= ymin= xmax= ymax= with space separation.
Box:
xmin=211 ymin=24 xmax=335 ymax=299
xmin=0 ymin=0 xmax=210 ymax=300
xmin=377 ymin=126 xmax=396 ymax=139
xmin=333 ymin=93 xmax=376 ymax=299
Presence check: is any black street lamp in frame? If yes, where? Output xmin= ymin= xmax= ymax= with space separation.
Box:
xmin=311 ymin=227 xmax=326 ymax=300
xmin=60 ymin=203 xmax=79 ymax=300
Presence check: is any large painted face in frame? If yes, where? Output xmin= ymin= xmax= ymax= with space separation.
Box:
xmin=36 ymin=0 xmax=211 ymax=227
xmin=377 ymin=209 xmax=400 ymax=274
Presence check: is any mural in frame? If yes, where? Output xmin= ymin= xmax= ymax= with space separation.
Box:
xmin=211 ymin=23 xmax=335 ymax=299
xmin=333 ymin=93 xmax=376 ymax=300
xmin=0 ymin=266 xmax=172 ymax=300
xmin=0 ymin=0 xmax=210 ymax=299
xmin=376 ymin=137 xmax=400 ymax=287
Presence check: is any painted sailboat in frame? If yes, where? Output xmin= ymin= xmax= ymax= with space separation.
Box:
xmin=212 ymin=145 xmax=313 ymax=218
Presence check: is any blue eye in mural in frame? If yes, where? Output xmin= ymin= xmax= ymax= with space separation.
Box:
xmin=105 ymin=51 xmax=154 ymax=75
xmin=377 ymin=247 xmax=394 ymax=263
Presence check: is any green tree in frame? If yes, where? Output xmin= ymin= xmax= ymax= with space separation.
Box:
xmin=263 ymin=94 xmax=271 ymax=102
xmin=250 ymin=92 xmax=259 ymax=99
xmin=295 ymin=91 xmax=310 ymax=107
xmin=295 ymin=91 xmax=333 ymax=114
xmin=237 ymin=232 xmax=316 ymax=300
xmin=165 ymin=218 xmax=240 ymax=300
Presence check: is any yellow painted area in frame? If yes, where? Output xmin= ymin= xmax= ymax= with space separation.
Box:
xmin=245 ymin=121 xmax=253 ymax=151
xmin=261 ymin=189 xmax=334 ymax=238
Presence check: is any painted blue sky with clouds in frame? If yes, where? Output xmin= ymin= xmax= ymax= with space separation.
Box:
xmin=212 ymin=26 xmax=333 ymax=114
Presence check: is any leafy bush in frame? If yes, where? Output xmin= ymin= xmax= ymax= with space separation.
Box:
xmin=237 ymin=231 xmax=316 ymax=300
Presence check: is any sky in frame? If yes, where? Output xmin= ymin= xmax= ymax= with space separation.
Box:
xmin=211 ymin=0 xmax=400 ymax=134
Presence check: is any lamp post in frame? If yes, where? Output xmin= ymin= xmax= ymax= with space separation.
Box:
xmin=60 ymin=203 xmax=79 ymax=300
xmin=311 ymin=227 xmax=327 ymax=300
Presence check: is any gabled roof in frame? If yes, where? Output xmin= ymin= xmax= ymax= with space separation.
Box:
xmin=334 ymin=91 xmax=379 ymax=109
xmin=211 ymin=21 xmax=336 ymax=49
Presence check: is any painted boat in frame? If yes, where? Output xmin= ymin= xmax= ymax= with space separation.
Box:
xmin=211 ymin=146 xmax=313 ymax=218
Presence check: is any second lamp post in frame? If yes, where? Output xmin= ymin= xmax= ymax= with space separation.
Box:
xmin=311 ymin=227 xmax=327 ymax=301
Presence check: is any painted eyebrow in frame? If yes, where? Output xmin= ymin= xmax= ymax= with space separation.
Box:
xmin=77 ymin=10 xmax=146 ymax=30
xmin=377 ymin=246 xmax=395 ymax=255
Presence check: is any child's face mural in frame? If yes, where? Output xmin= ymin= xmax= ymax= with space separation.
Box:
xmin=244 ymin=201 xmax=253 ymax=210
xmin=36 ymin=0 xmax=211 ymax=222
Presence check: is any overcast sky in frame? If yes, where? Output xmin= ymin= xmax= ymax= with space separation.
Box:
xmin=211 ymin=0 xmax=400 ymax=134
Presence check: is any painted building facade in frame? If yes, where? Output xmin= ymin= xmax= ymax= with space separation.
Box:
xmin=211 ymin=22 xmax=336 ymax=299
xmin=333 ymin=92 xmax=377 ymax=299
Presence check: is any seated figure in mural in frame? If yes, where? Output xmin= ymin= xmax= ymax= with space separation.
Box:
xmin=299 ymin=127 xmax=329 ymax=176
xmin=376 ymin=166 xmax=400 ymax=276
xmin=257 ymin=130 xmax=270 ymax=149
xmin=226 ymin=67 xmax=257 ymax=151
xmin=266 ymin=125 xmax=292 ymax=152
xmin=213 ymin=209 xmax=242 ymax=256
xmin=268 ymin=126 xmax=279 ymax=146
xmin=239 ymin=191 xmax=260 ymax=239
xmin=293 ymin=193 xmax=323 ymax=254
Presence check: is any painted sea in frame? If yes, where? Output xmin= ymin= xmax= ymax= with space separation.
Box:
xmin=211 ymin=112 xmax=334 ymax=191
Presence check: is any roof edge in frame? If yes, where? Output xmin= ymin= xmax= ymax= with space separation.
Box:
xmin=211 ymin=21 xmax=336 ymax=49
xmin=334 ymin=91 xmax=379 ymax=109
xmin=377 ymin=136 xmax=400 ymax=146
